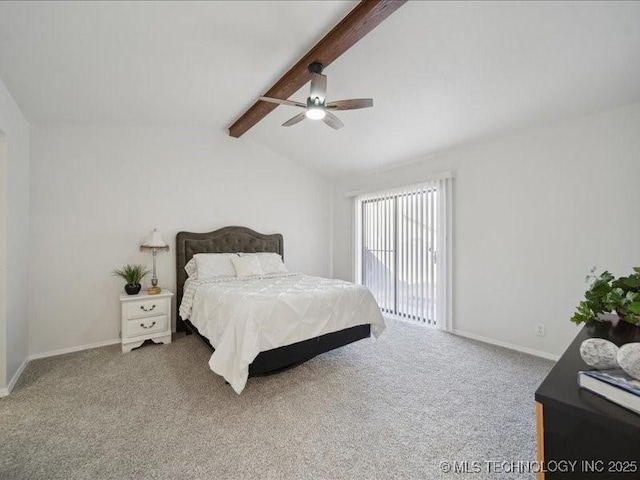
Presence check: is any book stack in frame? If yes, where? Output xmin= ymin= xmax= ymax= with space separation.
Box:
xmin=578 ymin=369 xmax=640 ymax=415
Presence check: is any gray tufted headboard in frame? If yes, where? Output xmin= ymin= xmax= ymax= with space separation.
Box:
xmin=175 ymin=226 xmax=283 ymax=330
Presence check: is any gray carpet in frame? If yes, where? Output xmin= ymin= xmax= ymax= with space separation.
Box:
xmin=0 ymin=319 xmax=553 ymax=480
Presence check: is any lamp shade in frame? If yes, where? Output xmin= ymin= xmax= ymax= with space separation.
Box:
xmin=140 ymin=229 xmax=169 ymax=250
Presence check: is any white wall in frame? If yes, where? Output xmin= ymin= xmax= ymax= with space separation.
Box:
xmin=29 ymin=125 xmax=331 ymax=356
xmin=0 ymin=133 xmax=5 ymax=388
xmin=0 ymin=77 xmax=30 ymax=392
xmin=332 ymin=102 xmax=640 ymax=358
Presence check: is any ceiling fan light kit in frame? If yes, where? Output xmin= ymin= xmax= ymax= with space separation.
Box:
xmin=259 ymin=62 xmax=372 ymax=131
xmin=306 ymin=105 xmax=326 ymax=120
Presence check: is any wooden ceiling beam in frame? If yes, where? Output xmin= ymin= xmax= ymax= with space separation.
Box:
xmin=228 ymin=0 xmax=407 ymax=138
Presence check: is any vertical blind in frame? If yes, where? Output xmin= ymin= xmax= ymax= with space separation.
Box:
xmin=354 ymin=175 xmax=452 ymax=330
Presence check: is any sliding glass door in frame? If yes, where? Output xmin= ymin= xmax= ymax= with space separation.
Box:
xmin=361 ymin=187 xmax=438 ymax=324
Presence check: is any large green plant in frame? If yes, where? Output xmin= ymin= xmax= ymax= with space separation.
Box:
xmin=571 ymin=267 xmax=640 ymax=326
xmin=112 ymin=264 xmax=150 ymax=286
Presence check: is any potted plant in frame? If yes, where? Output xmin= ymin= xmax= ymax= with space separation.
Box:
xmin=112 ymin=264 xmax=150 ymax=295
xmin=571 ymin=267 xmax=640 ymax=326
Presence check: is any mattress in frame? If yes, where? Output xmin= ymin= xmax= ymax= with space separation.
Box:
xmin=180 ymin=273 xmax=385 ymax=393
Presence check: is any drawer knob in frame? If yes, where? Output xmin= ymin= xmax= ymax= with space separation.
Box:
xmin=140 ymin=304 xmax=156 ymax=312
xmin=140 ymin=321 xmax=156 ymax=329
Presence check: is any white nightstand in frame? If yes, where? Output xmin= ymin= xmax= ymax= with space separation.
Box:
xmin=119 ymin=289 xmax=174 ymax=353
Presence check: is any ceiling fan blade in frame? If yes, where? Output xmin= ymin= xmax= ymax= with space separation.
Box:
xmin=282 ymin=112 xmax=307 ymax=127
xmin=310 ymin=73 xmax=327 ymax=103
xmin=322 ymin=111 xmax=344 ymax=130
xmin=259 ymin=96 xmax=305 ymax=108
xmin=326 ymin=98 xmax=373 ymax=110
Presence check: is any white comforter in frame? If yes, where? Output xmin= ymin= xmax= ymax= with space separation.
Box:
xmin=180 ymin=273 xmax=385 ymax=393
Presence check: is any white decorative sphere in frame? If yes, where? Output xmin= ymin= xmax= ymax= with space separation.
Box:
xmin=580 ymin=338 xmax=619 ymax=369
xmin=617 ymin=343 xmax=640 ymax=380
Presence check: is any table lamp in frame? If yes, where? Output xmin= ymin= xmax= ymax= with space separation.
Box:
xmin=140 ymin=229 xmax=169 ymax=295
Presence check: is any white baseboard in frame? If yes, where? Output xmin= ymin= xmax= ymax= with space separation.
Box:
xmin=0 ymin=357 xmax=30 ymax=398
xmin=29 ymin=338 xmax=121 ymax=360
xmin=1 ymin=339 xmax=121 ymax=397
xmin=451 ymin=329 xmax=560 ymax=361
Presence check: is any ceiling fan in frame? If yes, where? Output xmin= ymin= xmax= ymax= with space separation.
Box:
xmin=259 ymin=62 xmax=373 ymax=130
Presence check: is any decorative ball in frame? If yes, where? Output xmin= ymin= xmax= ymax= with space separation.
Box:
xmin=617 ymin=343 xmax=640 ymax=380
xmin=580 ymin=338 xmax=619 ymax=369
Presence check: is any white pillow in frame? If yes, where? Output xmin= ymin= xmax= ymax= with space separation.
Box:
xmin=240 ymin=252 xmax=288 ymax=275
xmin=184 ymin=258 xmax=198 ymax=279
xmin=231 ymin=254 xmax=264 ymax=278
xmin=193 ymin=253 xmax=238 ymax=279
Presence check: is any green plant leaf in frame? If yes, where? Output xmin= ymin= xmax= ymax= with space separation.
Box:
xmin=625 ymin=314 xmax=640 ymax=326
xmin=571 ymin=312 xmax=589 ymax=325
xmin=590 ymin=281 xmax=612 ymax=296
xmin=623 ymin=277 xmax=640 ymax=289
xmin=111 ymin=264 xmax=150 ymax=284
xmin=600 ymin=271 xmax=615 ymax=283
xmin=628 ymin=302 xmax=640 ymax=315
xmin=605 ymin=288 xmax=624 ymax=311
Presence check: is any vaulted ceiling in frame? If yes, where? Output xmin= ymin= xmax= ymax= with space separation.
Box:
xmin=1 ymin=1 xmax=639 ymax=177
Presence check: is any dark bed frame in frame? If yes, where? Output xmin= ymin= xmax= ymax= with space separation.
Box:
xmin=175 ymin=226 xmax=371 ymax=377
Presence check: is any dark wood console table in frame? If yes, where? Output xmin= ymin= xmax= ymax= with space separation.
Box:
xmin=535 ymin=318 xmax=640 ymax=479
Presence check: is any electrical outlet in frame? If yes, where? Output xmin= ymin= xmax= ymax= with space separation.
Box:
xmin=535 ymin=323 xmax=546 ymax=337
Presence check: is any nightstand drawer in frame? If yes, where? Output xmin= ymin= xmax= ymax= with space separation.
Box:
xmin=126 ymin=298 xmax=168 ymax=319
xmin=126 ymin=314 xmax=166 ymax=337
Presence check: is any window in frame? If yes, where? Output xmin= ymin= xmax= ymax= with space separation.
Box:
xmin=355 ymin=176 xmax=452 ymax=330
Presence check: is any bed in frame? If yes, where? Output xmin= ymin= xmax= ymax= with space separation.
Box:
xmin=175 ymin=226 xmax=385 ymax=393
